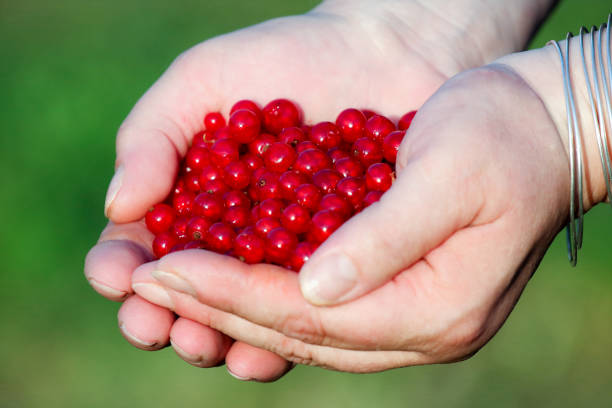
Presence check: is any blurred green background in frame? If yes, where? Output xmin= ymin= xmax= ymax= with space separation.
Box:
xmin=1 ymin=0 xmax=611 ymax=407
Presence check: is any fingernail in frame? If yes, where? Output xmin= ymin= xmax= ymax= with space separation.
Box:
xmin=104 ymin=165 xmax=124 ymax=217
xmin=171 ymin=340 xmax=203 ymax=364
xmin=227 ymin=368 xmax=251 ymax=381
xmin=88 ymin=277 xmax=129 ymax=301
xmin=132 ymin=282 xmax=174 ymax=310
xmin=299 ymin=253 xmax=358 ymax=306
xmin=151 ymin=270 xmax=197 ymax=297
xmin=119 ymin=323 xmax=158 ymax=349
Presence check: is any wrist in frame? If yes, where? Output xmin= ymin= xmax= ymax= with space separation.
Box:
xmin=495 ymin=28 xmax=611 ymax=210
xmin=314 ymin=0 xmax=556 ymax=75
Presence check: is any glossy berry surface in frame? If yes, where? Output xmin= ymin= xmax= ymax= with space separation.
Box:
xmin=229 ymin=109 xmax=261 ymax=144
xmin=336 ymin=108 xmax=366 ymax=143
xmin=382 ymin=130 xmax=405 ymax=164
xmin=398 ymin=110 xmax=417 ymax=130
xmin=145 ymin=204 xmax=175 ymax=234
xmin=266 ymin=227 xmax=298 ymax=263
xmin=365 ymin=162 xmax=394 ymax=192
xmin=145 ymin=98 xmax=416 ymax=270
xmin=262 ymin=99 xmax=301 ymax=135
xmin=204 ymin=112 xmax=226 ymax=134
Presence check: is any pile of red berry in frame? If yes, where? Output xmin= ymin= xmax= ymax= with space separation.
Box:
xmin=145 ymin=98 xmax=415 ymax=271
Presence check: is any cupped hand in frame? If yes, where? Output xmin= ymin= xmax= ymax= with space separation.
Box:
xmin=85 ymin=0 xmax=545 ymax=379
xmin=134 ymin=60 xmax=583 ymax=372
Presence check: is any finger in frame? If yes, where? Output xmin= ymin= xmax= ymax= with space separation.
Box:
xmin=297 ymin=148 xmax=480 ymax=305
xmin=135 ymin=282 xmax=430 ymax=372
xmin=170 ymin=317 xmax=232 ymax=368
xmin=142 ymin=249 xmax=445 ymax=352
xmin=104 ymin=50 xmax=214 ymax=223
xmin=225 ymin=342 xmax=293 ymax=382
xmin=84 ymin=221 xmax=153 ymax=301
xmin=117 ymin=295 xmax=174 ymax=351
xmin=132 ymin=264 xmax=295 ymax=380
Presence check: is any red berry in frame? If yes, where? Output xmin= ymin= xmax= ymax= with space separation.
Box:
xmin=184 ymin=171 xmax=202 ymax=193
xmin=327 ymin=147 xmax=350 ymax=163
xmin=210 ymin=138 xmax=239 ymax=168
xmin=241 ymin=152 xmax=263 ymax=171
xmin=192 ymin=130 xmax=209 ymax=148
xmin=279 ymin=127 xmax=306 ymax=147
xmin=363 ymin=190 xmax=383 ymax=207
xmin=202 ymin=179 xmax=229 ymax=196
xmin=171 ymin=216 xmax=190 ymax=243
xmin=185 ymin=146 xmax=211 ymax=171
xmin=229 ymin=109 xmax=261 ymax=144
xmin=172 ymin=178 xmax=186 ymax=197
xmin=318 ymin=193 xmax=352 ymax=219
xmin=295 ymin=140 xmax=318 ymax=153
xmin=187 ymin=216 xmax=212 ymax=241
xmin=294 ymin=148 xmax=332 ymax=176
xmin=223 ymin=190 xmax=250 ymax=208
xmin=258 ymin=198 xmax=285 ymax=219
xmin=230 ymin=100 xmax=262 ymax=120
xmin=288 ymin=241 xmax=317 ymax=271
xmin=207 ymin=222 xmax=236 ymax=253
xmin=213 ymin=126 xmax=232 ymax=141
xmin=172 ymin=191 xmax=195 ymax=216
xmin=266 ymin=227 xmax=297 ymax=263
xmin=224 ymin=160 xmax=251 ymax=190
xmin=145 ymin=204 xmax=176 ymax=234
xmin=352 ymin=137 xmax=383 ymax=167
xmin=398 ymin=110 xmax=417 ymax=130
xmin=184 ymin=240 xmax=206 ymax=250
xmin=312 ymin=169 xmax=342 ymax=194
xmin=382 ymin=130 xmax=405 ymax=163
xmin=204 ymin=112 xmax=226 ymax=134
xmin=193 ymin=193 xmax=223 ymax=221
xmin=365 ymin=115 xmax=396 ymax=142
xmin=365 ymin=162 xmax=394 ymax=192
xmin=279 ymin=170 xmax=308 ymax=201
xmin=336 ymin=108 xmax=366 ymax=143
xmin=152 ymin=231 xmax=178 ymax=258
xmin=255 ymin=171 xmax=282 ymax=200
xmin=223 ymin=206 xmax=250 ymax=229
xmin=234 ymin=229 xmax=265 ymax=264
xmin=310 ymin=121 xmax=341 ymax=149
xmin=263 ymin=142 xmax=297 ymax=173
xmin=262 ymin=99 xmax=301 ymax=134
xmin=336 ymin=177 xmax=367 ymax=210
xmin=335 ymin=156 xmax=364 ymax=178
xmin=362 ymin=109 xmax=377 ymax=119
xmin=254 ymin=217 xmax=282 ymax=237
xmin=248 ymin=133 xmax=277 ymax=156
xmin=281 ymin=203 xmax=311 ymax=234
xmin=310 ymin=209 xmax=343 ymax=243
xmin=295 ymin=183 xmax=322 ymax=212
xmin=199 ymin=164 xmax=223 ymax=184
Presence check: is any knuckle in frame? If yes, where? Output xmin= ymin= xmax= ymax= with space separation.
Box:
xmin=273 ymin=337 xmax=316 ymax=367
xmin=274 ymin=307 xmax=327 ymax=346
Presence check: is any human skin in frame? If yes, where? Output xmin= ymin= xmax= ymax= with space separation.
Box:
xmin=85 ymin=0 xmax=556 ymax=380
xmin=133 ymin=29 xmax=611 ymax=372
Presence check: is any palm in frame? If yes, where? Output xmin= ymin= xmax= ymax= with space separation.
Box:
xmin=132 ymin=64 xmax=571 ymax=372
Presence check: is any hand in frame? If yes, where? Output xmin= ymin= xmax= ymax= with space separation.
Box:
xmin=134 ymin=40 xmax=610 ymax=371
xmin=85 ymin=0 xmax=554 ymax=379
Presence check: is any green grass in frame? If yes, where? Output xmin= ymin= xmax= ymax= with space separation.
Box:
xmin=1 ymin=1 xmax=611 ymax=407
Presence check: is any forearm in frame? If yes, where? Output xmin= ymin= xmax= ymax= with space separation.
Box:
xmin=497 ymin=25 xmax=611 ymax=209
xmin=315 ymin=0 xmax=557 ymax=74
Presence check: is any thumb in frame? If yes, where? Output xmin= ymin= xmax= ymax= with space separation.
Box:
xmin=104 ymin=54 xmax=212 ymax=223
xmin=298 ymin=151 xmax=477 ymax=306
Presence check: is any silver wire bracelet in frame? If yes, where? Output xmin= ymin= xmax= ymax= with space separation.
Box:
xmin=548 ymin=14 xmax=612 ymax=266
